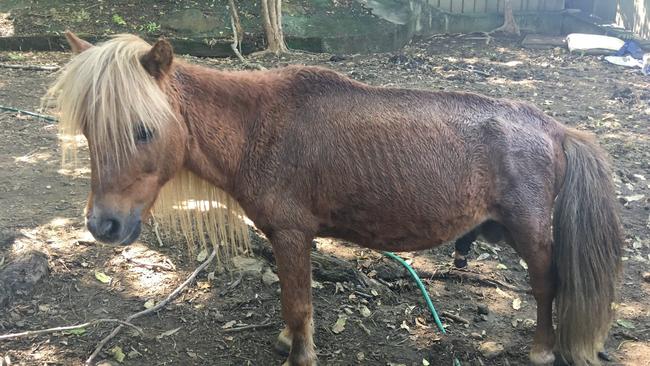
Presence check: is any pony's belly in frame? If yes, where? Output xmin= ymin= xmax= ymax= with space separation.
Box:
xmin=316 ymin=214 xmax=478 ymax=252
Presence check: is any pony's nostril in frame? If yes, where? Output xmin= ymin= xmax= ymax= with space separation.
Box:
xmin=100 ymin=218 xmax=120 ymax=238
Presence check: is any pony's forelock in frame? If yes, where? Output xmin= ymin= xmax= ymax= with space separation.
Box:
xmin=46 ymin=34 xmax=174 ymax=170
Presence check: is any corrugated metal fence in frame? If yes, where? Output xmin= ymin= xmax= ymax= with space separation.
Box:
xmin=573 ymin=0 xmax=649 ymax=40
xmin=429 ymin=0 xmax=565 ymax=13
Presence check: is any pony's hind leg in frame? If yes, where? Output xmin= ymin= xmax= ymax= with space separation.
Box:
xmin=502 ymin=219 xmax=556 ymax=365
xmin=453 ymin=229 xmax=478 ymax=268
xmin=454 ymin=221 xmax=504 ymax=268
xmin=271 ymin=229 xmax=316 ymax=366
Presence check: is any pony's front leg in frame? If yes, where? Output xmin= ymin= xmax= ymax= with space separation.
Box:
xmin=271 ymin=229 xmax=316 ymax=366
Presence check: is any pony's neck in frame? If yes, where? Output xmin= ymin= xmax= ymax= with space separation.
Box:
xmin=173 ymin=63 xmax=264 ymax=193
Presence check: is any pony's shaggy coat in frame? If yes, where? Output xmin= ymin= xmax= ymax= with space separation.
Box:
xmin=49 ymin=33 xmax=623 ymax=366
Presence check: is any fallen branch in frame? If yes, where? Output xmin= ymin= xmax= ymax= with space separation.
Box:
xmin=85 ymin=249 xmax=217 ymax=365
xmin=152 ymin=219 xmax=164 ymax=247
xmin=431 ymin=268 xmax=524 ymax=293
xmin=222 ymin=320 xmax=276 ymax=333
xmin=0 ymin=319 xmax=142 ymax=341
xmin=218 ymin=272 xmax=243 ymax=296
xmin=374 ymin=256 xmax=524 ymax=292
xmin=440 ymin=311 xmax=470 ymax=325
xmin=124 ymin=256 xmax=175 ymax=271
xmin=0 ymin=63 xmax=60 ymax=72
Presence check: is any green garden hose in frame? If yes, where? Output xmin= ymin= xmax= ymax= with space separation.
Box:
xmin=0 ymin=105 xmax=57 ymax=122
xmin=382 ymin=251 xmax=446 ymax=334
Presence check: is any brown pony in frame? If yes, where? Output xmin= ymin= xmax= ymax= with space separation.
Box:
xmin=48 ymin=32 xmax=622 ymax=366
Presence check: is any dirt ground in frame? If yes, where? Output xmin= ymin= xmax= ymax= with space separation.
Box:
xmin=0 ymin=35 xmax=649 ymax=366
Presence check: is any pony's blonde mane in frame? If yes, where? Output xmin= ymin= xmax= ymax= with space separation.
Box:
xmin=46 ymin=34 xmax=250 ymax=262
xmin=153 ymin=170 xmax=251 ymax=261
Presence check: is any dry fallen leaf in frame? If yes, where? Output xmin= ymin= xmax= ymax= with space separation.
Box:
xmin=111 ymin=346 xmax=125 ymax=363
xmin=94 ymin=271 xmax=111 ymax=284
xmin=196 ymin=248 xmax=208 ymax=262
xmin=359 ymin=305 xmax=371 ymax=318
xmin=617 ymin=319 xmax=635 ymax=329
xmin=519 ymin=259 xmax=528 ymax=270
xmin=495 ymin=287 xmax=513 ymax=299
xmin=476 ymin=253 xmax=490 ymax=261
xmin=64 ymin=327 xmax=86 ymax=336
xmin=621 ymin=194 xmax=645 ymax=204
xmin=400 ymin=320 xmax=410 ymax=332
xmin=156 ymin=327 xmax=181 ymax=340
xmin=222 ymin=320 xmax=237 ymax=329
xmin=331 ymin=314 xmax=347 ymax=334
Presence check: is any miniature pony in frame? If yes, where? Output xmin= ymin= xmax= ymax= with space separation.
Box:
xmin=48 ymin=32 xmax=622 ymax=366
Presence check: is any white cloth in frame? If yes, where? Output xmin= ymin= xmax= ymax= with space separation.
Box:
xmin=604 ymin=55 xmax=644 ymax=68
xmin=566 ymin=33 xmax=625 ymax=53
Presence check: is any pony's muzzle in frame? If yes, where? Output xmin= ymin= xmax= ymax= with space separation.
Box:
xmin=86 ymin=207 xmax=142 ymax=245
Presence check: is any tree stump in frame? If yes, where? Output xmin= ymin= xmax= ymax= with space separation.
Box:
xmin=0 ymin=251 xmax=49 ymax=308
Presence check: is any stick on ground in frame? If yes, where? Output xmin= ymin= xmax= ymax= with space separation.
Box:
xmin=0 ymin=319 xmax=142 ymax=341
xmin=440 ymin=311 xmax=470 ymax=325
xmin=85 ymin=249 xmax=217 ymax=365
xmin=0 ymin=63 xmax=60 ymax=72
xmin=222 ymin=320 xmax=277 ymax=333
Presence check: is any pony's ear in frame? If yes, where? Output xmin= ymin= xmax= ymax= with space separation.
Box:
xmin=65 ymin=31 xmax=93 ymax=54
xmin=140 ymin=39 xmax=174 ymax=79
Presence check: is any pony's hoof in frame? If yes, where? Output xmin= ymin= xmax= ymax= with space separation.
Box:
xmin=453 ymin=257 xmax=468 ymax=268
xmin=598 ymin=351 xmax=613 ymax=362
xmin=529 ymin=349 xmax=555 ymax=365
xmin=274 ymin=330 xmax=292 ymax=356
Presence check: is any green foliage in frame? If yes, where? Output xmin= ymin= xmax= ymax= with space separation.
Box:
xmin=72 ymin=9 xmax=90 ymax=23
xmin=140 ymin=22 xmax=161 ymax=33
xmin=112 ymin=14 xmax=126 ymax=26
xmin=7 ymin=53 xmax=25 ymax=61
xmin=63 ymin=327 xmax=86 ymax=336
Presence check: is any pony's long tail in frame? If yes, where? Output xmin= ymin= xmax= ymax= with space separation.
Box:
xmin=553 ymin=129 xmax=623 ymax=365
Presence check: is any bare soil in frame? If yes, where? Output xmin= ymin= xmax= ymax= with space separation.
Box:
xmin=0 ymin=36 xmax=649 ymax=366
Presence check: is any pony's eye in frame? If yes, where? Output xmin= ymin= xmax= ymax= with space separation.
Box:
xmin=135 ymin=124 xmax=155 ymax=144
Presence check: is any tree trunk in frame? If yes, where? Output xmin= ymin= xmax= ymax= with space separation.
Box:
xmin=228 ymin=0 xmax=266 ymax=70
xmin=261 ymin=0 xmax=288 ymax=55
xmin=491 ymin=0 xmax=520 ymax=35
xmin=228 ymin=0 xmax=243 ymax=53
